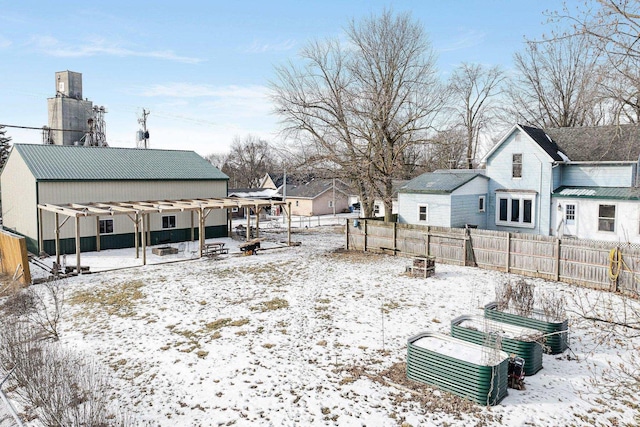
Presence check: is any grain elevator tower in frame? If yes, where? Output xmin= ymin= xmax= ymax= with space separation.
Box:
xmin=46 ymin=71 xmax=108 ymax=146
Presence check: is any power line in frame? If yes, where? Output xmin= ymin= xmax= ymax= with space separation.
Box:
xmin=0 ymin=123 xmax=87 ymax=133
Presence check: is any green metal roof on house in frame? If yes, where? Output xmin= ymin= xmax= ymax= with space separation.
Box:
xmin=554 ymin=186 xmax=640 ymax=200
xmin=399 ymin=171 xmax=488 ymax=194
xmin=12 ymin=144 xmax=228 ymax=181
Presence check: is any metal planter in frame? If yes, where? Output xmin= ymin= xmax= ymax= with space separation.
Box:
xmin=406 ymin=331 xmax=509 ymax=406
xmin=484 ymin=302 xmax=569 ymax=354
xmin=451 ymin=315 xmax=544 ymax=376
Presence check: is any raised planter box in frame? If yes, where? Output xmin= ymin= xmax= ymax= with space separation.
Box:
xmin=484 ymin=302 xmax=568 ymax=355
xmin=152 ymin=246 xmax=178 ymax=256
xmin=451 ymin=315 xmax=544 ymax=376
xmin=407 ymin=331 xmax=509 ymax=406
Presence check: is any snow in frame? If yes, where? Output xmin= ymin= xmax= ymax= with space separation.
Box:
xmin=412 ymin=334 xmax=507 ymax=366
xmin=18 ymin=225 xmax=640 ymax=426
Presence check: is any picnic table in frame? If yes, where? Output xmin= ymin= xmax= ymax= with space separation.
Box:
xmin=203 ymin=242 xmax=229 ymax=257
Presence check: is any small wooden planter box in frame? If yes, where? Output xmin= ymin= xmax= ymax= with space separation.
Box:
xmin=407 ymin=256 xmax=435 ymax=278
xmin=407 ymin=331 xmax=509 ymax=405
xmin=152 ymin=246 xmax=178 ymax=256
xmin=451 ymin=315 xmax=544 ymax=376
xmin=484 ymin=302 xmax=569 ymax=355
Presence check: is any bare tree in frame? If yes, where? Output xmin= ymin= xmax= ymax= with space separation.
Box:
xmin=506 ymin=34 xmax=605 ymax=128
xmin=448 ymin=63 xmax=505 ymax=168
xmin=271 ymin=10 xmax=446 ymax=220
xmin=552 ymin=0 xmax=640 ymax=123
xmin=222 ymin=135 xmax=277 ymax=188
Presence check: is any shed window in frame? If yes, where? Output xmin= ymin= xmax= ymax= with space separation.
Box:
xmin=598 ymin=205 xmax=615 ymax=232
xmin=478 ymin=196 xmax=485 ymax=212
xmin=328 ymin=200 xmax=334 ymax=208
xmin=162 ymin=215 xmax=176 ymax=229
xmin=512 ymin=153 xmax=522 ymax=178
xmin=99 ymin=219 xmax=114 ymax=234
xmin=418 ymin=204 xmax=428 ymax=222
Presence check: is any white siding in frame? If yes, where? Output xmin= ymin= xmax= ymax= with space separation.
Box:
xmin=551 ymin=197 xmax=640 ymax=244
xmin=561 ymin=164 xmax=635 ymax=187
xmin=1 ymin=151 xmax=38 ymax=238
xmin=38 ymin=180 xmax=227 ymax=240
xmin=398 ymin=193 xmax=451 ymax=226
xmin=486 ymin=129 xmax=554 ymax=235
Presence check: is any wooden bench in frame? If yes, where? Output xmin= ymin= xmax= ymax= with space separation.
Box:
xmin=239 ymin=238 xmax=264 ymax=255
xmin=65 ymin=265 xmax=90 ymax=274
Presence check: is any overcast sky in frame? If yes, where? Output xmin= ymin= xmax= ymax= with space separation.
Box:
xmin=0 ymin=0 xmax=568 ymax=156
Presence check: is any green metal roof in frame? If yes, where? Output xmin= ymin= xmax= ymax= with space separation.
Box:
xmin=553 ymin=186 xmax=640 ymax=201
xmin=12 ymin=144 xmax=228 ymax=181
xmin=399 ymin=171 xmax=488 ymax=194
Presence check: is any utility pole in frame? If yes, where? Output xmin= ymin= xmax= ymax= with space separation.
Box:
xmin=137 ymin=109 xmax=150 ymax=149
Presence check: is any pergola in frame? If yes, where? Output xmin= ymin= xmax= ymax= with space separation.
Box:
xmin=37 ymin=197 xmax=291 ymax=274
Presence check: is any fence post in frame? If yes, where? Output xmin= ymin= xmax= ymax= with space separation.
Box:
xmin=555 ymin=238 xmax=560 ymax=281
xmin=364 ymin=220 xmax=368 ymax=252
xmin=393 ymin=222 xmax=397 ymax=254
xmin=505 ymin=233 xmax=511 ymax=273
xmin=426 ymin=226 xmax=431 ymax=257
xmin=346 ymin=219 xmax=350 ymax=250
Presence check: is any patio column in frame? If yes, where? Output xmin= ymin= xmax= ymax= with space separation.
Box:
xmin=75 ymin=215 xmax=81 ymax=274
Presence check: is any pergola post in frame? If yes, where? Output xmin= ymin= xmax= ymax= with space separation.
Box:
xmin=255 ymin=205 xmax=260 ymax=238
xmin=75 ymin=215 xmax=81 ymax=274
xmin=134 ymin=212 xmax=140 ymax=259
xmin=246 ymin=207 xmax=251 ymax=241
xmin=287 ymin=202 xmax=292 ymax=246
xmin=54 ymin=213 xmax=60 ymax=267
xmin=96 ymin=216 xmax=101 ymax=252
xmin=190 ymin=211 xmax=195 ymax=242
xmin=141 ymin=212 xmax=147 ymax=265
xmin=38 ymin=208 xmax=43 ymax=254
xmin=199 ymin=208 xmax=205 ymax=257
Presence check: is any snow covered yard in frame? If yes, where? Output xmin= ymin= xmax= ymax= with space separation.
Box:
xmin=44 ymin=227 xmax=640 ymax=426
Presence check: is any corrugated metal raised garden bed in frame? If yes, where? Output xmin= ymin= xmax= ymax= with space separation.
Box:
xmin=451 ymin=315 xmax=544 ymax=375
xmin=406 ymin=331 xmax=509 ymax=405
xmin=484 ymin=302 xmax=568 ymax=354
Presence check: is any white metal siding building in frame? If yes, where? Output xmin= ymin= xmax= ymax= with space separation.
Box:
xmin=1 ymin=144 xmax=229 ymax=254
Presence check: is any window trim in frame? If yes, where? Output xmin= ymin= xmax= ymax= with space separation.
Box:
xmin=495 ymin=192 xmax=535 ymax=228
xmin=597 ymin=204 xmax=616 ymax=233
xmin=162 ymin=215 xmax=177 ymax=229
xmin=417 ymin=204 xmax=428 ymax=222
xmin=99 ymin=218 xmax=114 ymax=235
xmin=478 ymin=196 xmax=486 ymax=212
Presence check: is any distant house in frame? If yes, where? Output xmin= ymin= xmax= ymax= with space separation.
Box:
xmin=372 ymin=180 xmax=409 ymax=218
xmin=281 ymin=178 xmax=350 ymax=216
xmin=397 ymin=171 xmax=488 ymax=227
xmin=398 ymin=124 xmax=640 ymax=244
xmin=1 ymin=144 xmax=229 ymax=254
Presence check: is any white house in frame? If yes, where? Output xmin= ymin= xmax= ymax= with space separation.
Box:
xmin=399 ymin=124 xmax=640 ymax=244
xmin=397 ymin=171 xmax=489 ymax=227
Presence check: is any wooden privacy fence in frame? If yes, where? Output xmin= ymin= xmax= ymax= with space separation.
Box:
xmin=0 ymin=229 xmax=31 ymax=285
xmin=346 ymin=219 xmax=640 ymax=295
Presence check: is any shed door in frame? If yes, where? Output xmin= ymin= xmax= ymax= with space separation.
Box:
xmin=564 ymin=203 xmax=577 ymax=236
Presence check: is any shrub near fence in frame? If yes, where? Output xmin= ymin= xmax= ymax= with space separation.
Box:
xmin=345 ymin=219 xmax=640 ymax=295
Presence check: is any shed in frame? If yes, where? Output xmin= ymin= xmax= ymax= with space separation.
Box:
xmin=1 ymin=144 xmax=229 ymax=254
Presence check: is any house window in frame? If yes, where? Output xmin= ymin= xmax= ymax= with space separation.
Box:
xmin=162 ymin=215 xmax=176 ymax=229
xmin=478 ymin=196 xmax=485 ymax=212
xmin=496 ymin=193 xmax=535 ymax=228
xmin=295 ymin=201 xmax=299 ymax=207
xmin=374 ymin=204 xmax=380 ymax=215
xmin=231 ymin=207 xmax=239 ymax=213
xmin=598 ymin=204 xmax=615 ymax=232
xmin=512 ymin=153 xmax=522 ymax=178
xmin=99 ymin=219 xmax=114 ymax=234
xmin=328 ymin=200 xmax=334 ymax=208
xmin=418 ymin=204 xmax=428 ymax=222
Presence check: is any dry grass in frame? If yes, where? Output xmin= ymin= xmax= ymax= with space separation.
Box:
xmin=252 ymin=297 xmax=289 ymax=312
xmin=69 ymin=280 xmax=145 ymax=317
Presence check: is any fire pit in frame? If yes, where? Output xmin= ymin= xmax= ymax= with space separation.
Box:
xmin=152 ymin=246 xmax=178 ymax=256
